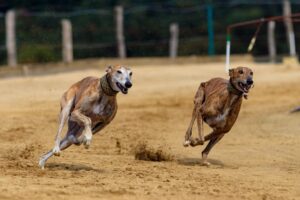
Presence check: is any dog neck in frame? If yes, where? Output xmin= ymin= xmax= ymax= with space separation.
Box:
xmin=228 ymin=79 xmax=244 ymax=97
xmin=100 ymin=74 xmax=118 ymax=96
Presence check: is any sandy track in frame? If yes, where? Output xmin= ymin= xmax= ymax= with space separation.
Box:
xmin=0 ymin=60 xmax=300 ymax=200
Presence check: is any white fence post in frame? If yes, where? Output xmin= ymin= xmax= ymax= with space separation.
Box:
xmin=5 ymin=10 xmax=17 ymax=67
xmin=268 ymin=21 xmax=276 ymax=63
xmin=61 ymin=19 xmax=73 ymax=63
xmin=283 ymin=0 xmax=296 ymax=56
xmin=169 ymin=23 xmax=179 ymax=59
xmin=115 ymin=6 xmax=126 ymax=59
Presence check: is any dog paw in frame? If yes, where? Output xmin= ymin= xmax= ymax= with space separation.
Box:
xmin=52 ymin=146 xmax=61 ymax=156
xmin=201 ymin=160 xmax=211 ymax=166
xmin=69 ymin=135 xmax=81 ymax=145
xmin=190 ymin=138 xmax=204 ymax=147
xmin=38 ymin=158 xmax=46 ymax=170
xmin=183 ymin=140 xmax=191 ymax=147
xmin=198 ymin=138 xmax=204 ymax=145
xmin=83 ymin=135 xmax=92 ymax=149
xmin=189 ymin=138 xmax=198 ymax=147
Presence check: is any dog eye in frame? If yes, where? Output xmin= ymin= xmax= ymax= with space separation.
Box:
xmin=239 ymin=70 xmax=244 ymax=74
xmin=129 ymin=72 xmax=132 ymax=76
xmin=250 ymin=72 xmax=253 ymax=76
xmin=117 ymin=70 xmax=122 ymax=74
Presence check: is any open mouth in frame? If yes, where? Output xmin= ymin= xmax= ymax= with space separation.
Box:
xmin=116 ymin=82 xmax=128 ymax=94
xmin=238 ymin=82 xmax=251 ymax=93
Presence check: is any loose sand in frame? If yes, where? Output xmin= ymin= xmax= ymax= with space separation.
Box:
xmin=0 ymin=60 xmax=299 ymax=200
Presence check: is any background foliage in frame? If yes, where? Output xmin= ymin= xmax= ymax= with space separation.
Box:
xmin=0 ymin=0 xmax=299 ymax=64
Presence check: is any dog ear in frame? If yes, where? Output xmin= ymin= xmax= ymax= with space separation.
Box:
xmin=229 ymin=68 xmax=234 ymax=77
xmin=106 ymin=65 xmax=113 ymax=73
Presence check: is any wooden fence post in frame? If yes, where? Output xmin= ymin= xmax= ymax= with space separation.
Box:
xmin=283 ymin=0 xmax=296 ymax=56
xmin=268 ymin=21 xmax=276 ymax=63
xmin=169 ymin=23 xmax=179 ymax=59
xmin=115 ymin=6 xmax=126 ymax=59
xmin=5 ymin=10 xmax=17 ymax=67
xmin=61 ymin=19 xmax=73 ymax=63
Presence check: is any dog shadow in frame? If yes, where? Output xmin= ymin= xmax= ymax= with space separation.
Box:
xmin=177 ymin=157 xmax=224 ymax=167
xmin=46 ymin=162 xmax=104 ymax=172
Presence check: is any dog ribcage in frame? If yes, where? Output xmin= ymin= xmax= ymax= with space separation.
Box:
xmin=211 ymin=95 xmax=239 ymax=124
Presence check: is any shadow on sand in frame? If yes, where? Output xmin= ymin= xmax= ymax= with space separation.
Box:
xmin=177 ymin=157 xmax=224 ymax=167
xmin=46 ymin=162 xmax=104 ymax=172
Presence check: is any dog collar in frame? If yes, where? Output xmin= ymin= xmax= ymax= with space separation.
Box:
xmin=227 ymin=79 xmax=244 ymax=96
xmin=100 ymin=74 xmax=118 ymax=96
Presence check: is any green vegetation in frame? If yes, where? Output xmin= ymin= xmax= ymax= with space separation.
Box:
xmin=0 ymin=0 xmax=299 ymax=64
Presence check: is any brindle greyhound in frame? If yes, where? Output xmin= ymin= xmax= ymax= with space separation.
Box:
xmin=183 ymin=67 xmax=254 ymax=165
xmin=39 ymin=65 xmax=132 ymax=169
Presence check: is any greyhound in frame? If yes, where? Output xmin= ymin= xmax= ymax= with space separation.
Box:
xmin=39 ymin=65 xmax=133 ymax=169
xmin=183 ymin=67 xmax=254 ymax=165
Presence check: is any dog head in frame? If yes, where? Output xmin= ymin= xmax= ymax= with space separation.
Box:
xmin=229 ymin=66 xmax=254 ymax=94
xmin=106 ymin=65 xmax=133 ymax=94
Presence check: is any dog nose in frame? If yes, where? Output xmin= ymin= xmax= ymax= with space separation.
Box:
xmin=247 ymin=78 xmax=253 ymax=85
xmin=125 ymin=81 xmax=132 ymax=88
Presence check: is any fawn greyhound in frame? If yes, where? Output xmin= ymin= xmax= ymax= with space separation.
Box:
xmin=183 ymin=67 xmax=254 ymax=165
xmin=39 ymin=65 xmax=133 ymax=169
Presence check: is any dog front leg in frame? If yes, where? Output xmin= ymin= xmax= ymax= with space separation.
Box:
xmin=196 ymin=111 xmax=204 ymax=145
xmin=39 ymin=135 xmax=74 ymax=169
xmin=201 ymin=134 xmax=224 ymax=166
xmin=184 ymin=85 xmax=205 ymax=147
xmin=53 ymin=98 xmax=73 ymax=156
xmin=183 ymin=106 xmax=198 ymax=147
xmin=71 ymin=110 xmax=92 ymax=149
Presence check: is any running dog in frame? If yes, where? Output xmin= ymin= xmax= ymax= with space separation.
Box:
xmin=39 ymin=65 xmax=133 ymax=169
xmin=183 ymin=67 xmax=254 ymax=165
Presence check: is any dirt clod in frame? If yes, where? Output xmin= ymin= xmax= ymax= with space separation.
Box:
xmin=134 ymin=142 xmax=173 ymax=162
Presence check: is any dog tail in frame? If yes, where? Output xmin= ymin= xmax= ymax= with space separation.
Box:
xmin=290 ymin=106 xmax=300 ymax=113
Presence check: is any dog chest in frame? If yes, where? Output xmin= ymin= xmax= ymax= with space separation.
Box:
xmin=205 ymin=108 xmax=230 ymax=127
xmin=216 ymin=108 xmax=230 ymax=122
xmin=93 ymin=104 xmax=105 ymax=114
xmin=93 ymin=103 xmax=114 ymax=116
xmin=204 ymin=95 xmax=240 ymax=127
xmin=92 ymin=96 xmax=115 ymax=116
